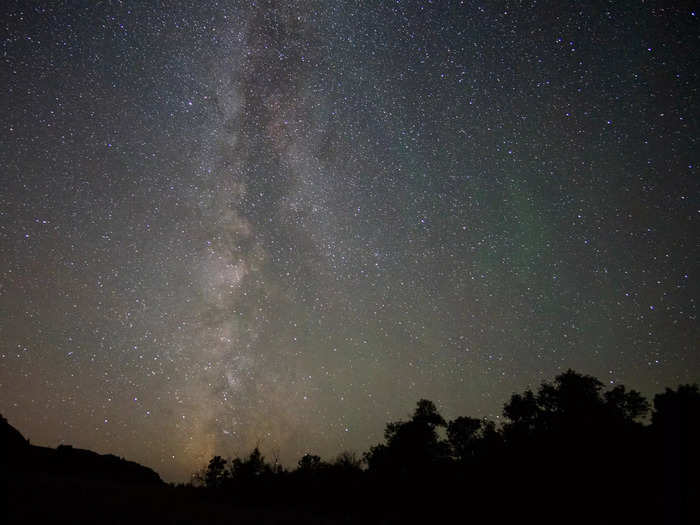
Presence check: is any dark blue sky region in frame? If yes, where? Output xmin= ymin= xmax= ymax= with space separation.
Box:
xmin=1 ymin=1 xmax=697 ymax=481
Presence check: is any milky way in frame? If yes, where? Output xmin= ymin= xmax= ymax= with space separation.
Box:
xmin=1 ymin=1 xmax=697 ymax=480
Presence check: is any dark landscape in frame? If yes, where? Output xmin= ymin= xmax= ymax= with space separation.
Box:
xmin=4 ymin=370 xmax=698 ymax=524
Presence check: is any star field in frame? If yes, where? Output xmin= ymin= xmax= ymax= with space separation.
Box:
xmin=1 ymin=1 xmax=697 ymax=481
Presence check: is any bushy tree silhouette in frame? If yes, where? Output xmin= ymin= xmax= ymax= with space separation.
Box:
xmin=652 ymin=384 xmax=700 ymax=430
xmin=605 ymin=384 xmax=650 ymax=423
xmin=332 ymin=450 xmax=362 ymax=472
xmin=230 ymin=447 xmax=273 ymax=482
xmin=501 ymin=388 xmax=539 ymax=443
xmin=412 ymin=399 xmax=446 ymax=427
xmin=652 ymin=384 xmax=700 ymax=525
xmin=297 ymin=453 xmax=324 ymax=472
xmin=499 ymin=369 xmax=656 ymax=523
xmin=446 ymin=416 xmax=501 ymax=463
xmin=204 ymin=455 xmax=228 ymax=489
xmin=365 ymin=398 xmax=448 ymax=475
xmin=503 ymin=369 xmax=649 ymax=442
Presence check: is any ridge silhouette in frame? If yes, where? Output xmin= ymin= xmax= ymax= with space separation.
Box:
xmin=2 ymin=414 xmax=162 ymax=485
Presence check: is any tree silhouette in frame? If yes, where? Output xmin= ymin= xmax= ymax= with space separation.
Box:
xmin=502 ymin=369 xmax=649 ymax=441
xmin=365 ymin=398 xmax=448 ymax=474
xmin=446 ymin=416 xmax=481 ymax=461
xmin=536 ymin=369 xmax=606 ymax=434
xmin=412 ymin=399 xmax=446 ymax=427
xmin=204 ymin=455 xmax=228 ymax=489
xmin=498 ymin=369 xmax=658 ymax=523
xmin=332 ymin=450 xmax=362 ymax=472
xmin=501 ymin=388 xmax=539 ymax=442
xmin=297 ymin=453 xmax=324 ymax=472
xmin=229 ymin=447 xmax=273 ymax=482
xmin=652 ymin=383 xmax=700 ymax=430
xmin=652 ymin=384 xmax=700 ymax=525
xmin=604 ymin=384 xmax=651 ymax=424
xmin=446 ymin=416 xmax=500 ymax=463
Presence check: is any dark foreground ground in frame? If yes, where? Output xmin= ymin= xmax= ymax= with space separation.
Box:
xmin=7 ymin=468 xmax=689 ymax=525
xmin=7 ymin=472 xmax=366 ymax=525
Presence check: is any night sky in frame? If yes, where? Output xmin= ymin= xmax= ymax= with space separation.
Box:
xmin=1 ymin=1 xmax=697 ymax=482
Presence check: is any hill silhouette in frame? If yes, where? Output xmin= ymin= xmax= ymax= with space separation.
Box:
xmin=2 ymin=414 xmax=162 ymax=485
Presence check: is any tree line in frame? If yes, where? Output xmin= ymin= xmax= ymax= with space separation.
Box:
xmin=189 ymin=369 xmax=698 ymax=524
